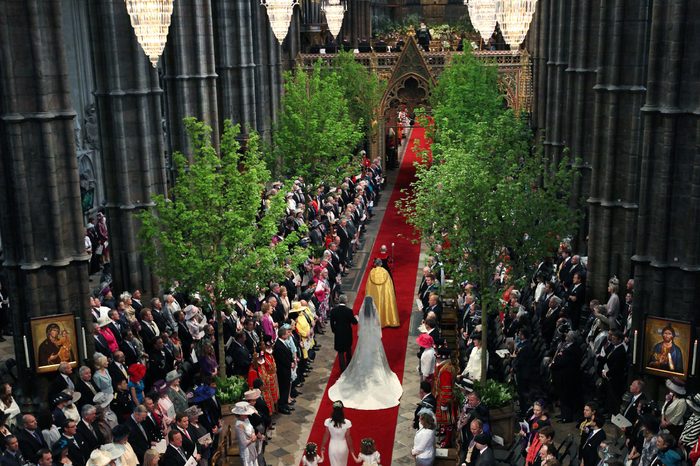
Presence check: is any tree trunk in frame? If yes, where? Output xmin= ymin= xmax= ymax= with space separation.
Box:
xmin=216 ymin=307 xmax=227 ymax=378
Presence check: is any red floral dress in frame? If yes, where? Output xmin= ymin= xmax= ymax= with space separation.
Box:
xmin=260 ymin=351 xmax=280 ymax=412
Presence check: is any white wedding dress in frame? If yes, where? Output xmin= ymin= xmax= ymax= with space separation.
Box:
xmin=328 ymin=296 xmax=403 ymax=409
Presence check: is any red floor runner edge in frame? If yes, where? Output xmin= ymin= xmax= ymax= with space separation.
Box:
xmin=303 ymin=127 xmax=429 ymax=465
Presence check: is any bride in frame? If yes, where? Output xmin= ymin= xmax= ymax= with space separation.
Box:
xmin=328 ymin=296 xmax=403 ymax=410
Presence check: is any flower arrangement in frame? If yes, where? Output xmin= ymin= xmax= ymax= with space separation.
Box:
xmin=214 ymin=375 xmax=248 ymax=404
xmin=472 ymin=379 xmax=515 ymax=409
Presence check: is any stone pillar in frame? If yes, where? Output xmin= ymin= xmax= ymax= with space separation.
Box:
xmin=251 ymin=0 xmax=283 ymax=141
xmin=632 ymin=0 xmax=700 ymax=322
xmin=529 ymin=0 xmax=550 ymax=139
xmin=586 ymin=0 xmax=650 ymax=298
xmin=213 ymin=0 xmax=258 ymax=134
xmin=0 ymin=0 xmax=90 ymax=380
xmin=88 ymin=0 xmax=167 ymax=295
xmin=563 ymin=0 xmax=600 ymax=253
xmin=163 ymin=0 xmax=220 ymax=156
xmin=542 ymin=0 xmax=563 ymax=164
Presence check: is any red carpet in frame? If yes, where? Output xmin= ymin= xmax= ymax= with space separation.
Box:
xmin=304 ymin=127 xmax=429 ymax=464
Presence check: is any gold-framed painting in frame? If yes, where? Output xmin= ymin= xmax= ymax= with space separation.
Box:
xmin=643 ymin=316 xmax=691 ymax=379
xmin=30 ymin=314 xmax=78 ymax=373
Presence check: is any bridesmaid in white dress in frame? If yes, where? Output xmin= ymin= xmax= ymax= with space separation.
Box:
xmin=321 ymin=401 xmax=355 ymax=466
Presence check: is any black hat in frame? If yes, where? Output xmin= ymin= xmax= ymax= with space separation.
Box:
xmin=111 ymin=424 xmax=130 ymax=441
xmin=51 ymin=392 xmax=72 ymax=406
xmin=474 ymin=433 xmax=491 ymax=446
xmin=470 ymin=332 xmax=482 ymax=341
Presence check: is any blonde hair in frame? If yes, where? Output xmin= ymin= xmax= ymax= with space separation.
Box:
xmin=143 ymin=448 xmax=160 ymax=466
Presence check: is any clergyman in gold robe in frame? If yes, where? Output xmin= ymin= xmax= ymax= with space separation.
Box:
xmin=365 ymin=259 xmax=400 ymax=327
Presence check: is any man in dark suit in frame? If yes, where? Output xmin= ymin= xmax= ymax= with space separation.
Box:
xmin=580 ymin=418 xmax=606 ymax=466
xmin=93 ymin=327 xmax=111 ymax=357
xmin=16 ymin=415 xmax=48 ymax=464
xmin=119 ymin=335 xmax=139 ymax=366
xmin=550 ymin=332 xmax=583 ymax=422
xmin=1 ymin=436 xmax=25 ymax=466
xmin=566 ymin=272 xmax=586 ymax=329
xmin=174 ymin=413 xmax=196 ymax=458
xmin=58 ymin=420 xmax=86 ymax=466
xmin=603 ymin=330 xmax=628 ymax=416
xmin=424 ymin=293 xmax=443 ymax=322
xmin=127 ymin=406 xmax=151 ymax=462
xmin=108 ymin=351 xmax=129 ymax=390
xmin=329 ymin=296 xmax=358 ymax=372
xmin=150 ymin=297 xmax=168 ymax=332
xmin=513 ymin=328 xmax=536 ymax=415
xmin=48 ymin=362 xmax=75 ymax=402
xmin=273 ymin=328 xmax=294 ymax=414
xmin=75 ymin=367 xmax=98 ymax=410
xmin=105 ymin=310 xmax=125 ymax=345
xmin=160 ymin=430 xmax=188 ymax=466
xmin=148 ymin=337 xmax=174 ymax=385
xmin=139 ymin=308 xmax=161 ymax=350
xmin=474 ymin=433 xmax=495 ymax=466
xmin=226 ymin=331 xmax=252 ymax=377
xmin=622 ymin=379 xmax=646 ymax=424
xmin=413 ymin=381 xmax=436 ymax=429
xmin=76 ymin=404 xmax=104 ymax=453
xmin=143 ymin=396 xmax=165 ymax=442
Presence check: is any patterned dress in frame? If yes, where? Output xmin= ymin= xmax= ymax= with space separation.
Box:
xmin=261 ymin=351 xmax=280 ymax=412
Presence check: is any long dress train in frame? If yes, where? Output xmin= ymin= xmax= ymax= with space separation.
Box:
xmin=328 ymin=296 xmax=403 ymax=410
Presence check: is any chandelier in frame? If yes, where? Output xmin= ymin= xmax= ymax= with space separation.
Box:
xmin=497 ymin=0 xmax=538 ymax=48
xmin=124 ymin=0 xmax=175 ymax=67
xmin=322 ymin=0 xmax=346 ymax=38
xmin=466 ymin=0 xmax=498 ymax=42
xmin=262 ymin=0 xmax=299 ymax=44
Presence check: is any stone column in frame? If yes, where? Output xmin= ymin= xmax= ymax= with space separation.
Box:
xmin=542 ymin=0 xmax=564 ymax=164
xmin=213 ymin=0 xmax=258 ymax=134
xmin=163 ymin=0 xmax=220 ymax=156
xmin=88 ymin=0 xmax=167 ymax=295
xmin=564 ymin=0 xmax=600 ymax=253
xmin=586 ymin=0 xmax=650 ymax=298
xmin=632 ymin=0 xmax=700 ymax=322
xmin=0 ymin=0 xmax=90 ymax=380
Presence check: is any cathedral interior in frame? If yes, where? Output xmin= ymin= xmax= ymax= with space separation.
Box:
xmin=0 ymin=0 xmax=699 ymax=411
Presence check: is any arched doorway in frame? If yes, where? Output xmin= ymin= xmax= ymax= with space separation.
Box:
xmin=377 ymin=36 xmax=435 ymax=168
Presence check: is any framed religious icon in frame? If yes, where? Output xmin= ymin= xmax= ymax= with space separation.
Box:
xmin=643 ymin=316 xmax=692 ymax=379
xmin=30 ymin=314 xmax=78 ymax=373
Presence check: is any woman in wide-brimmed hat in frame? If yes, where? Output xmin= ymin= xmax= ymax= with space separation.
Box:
xmin=152 ymin=380 xmax=175 ymax=431
xmin=233 ymin=401 xmax=261 ymax=466
xmin=661 ymin=378 xmax=687 ymax=439
xmin=166 ymin=370 xmax=188 ymax=415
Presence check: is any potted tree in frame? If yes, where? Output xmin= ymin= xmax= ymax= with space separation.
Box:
xmin=473 ymin=379 xmax=516 ymax=447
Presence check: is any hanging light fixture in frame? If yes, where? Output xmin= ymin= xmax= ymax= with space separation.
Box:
xmin=262 ymin=0 xmax=299 ymax=44
xmin=497 ymin=0 xmax=537 ymax=48
xmin=124 ymin=0 xmax=175 ymax=68
xmin=322 ymin=0 xmax=346 ymax=39
xmin=466 ymin=0 xmax=498 ymax=42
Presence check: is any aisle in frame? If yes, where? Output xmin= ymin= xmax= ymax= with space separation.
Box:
xmin=303 ymin=126 xmax=428 ymax=465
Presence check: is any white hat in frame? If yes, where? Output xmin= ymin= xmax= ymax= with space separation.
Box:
xmin=64 ymin=390 xmax=81 ymax=404
xmin=231 ymin=401 xmax=256 ymax=416
xmin=86 ymin=450 xmax=112 ymax=466
xmin=666 ymin=378 xmax=686 ymax=395
xmin=93 ymin=392 xmax=112 ymax=408
xmin=244 ymin=389 xmax=261 ymax=401
xmin=96 ymin=314 xmax=111 ymax=328
xmin=100 ymin=443 xmax=126 ymax=460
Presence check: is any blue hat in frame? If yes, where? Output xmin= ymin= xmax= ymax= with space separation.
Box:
xmin=191 ymin=385 xmax=216 ymax=404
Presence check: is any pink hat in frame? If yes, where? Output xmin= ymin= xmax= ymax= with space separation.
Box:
xmin=416 ymin=334 xmax=434 ymax=349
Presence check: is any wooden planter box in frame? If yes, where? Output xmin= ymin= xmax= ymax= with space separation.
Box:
xmin=490 ymin=403 xmax=516 ymax=448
